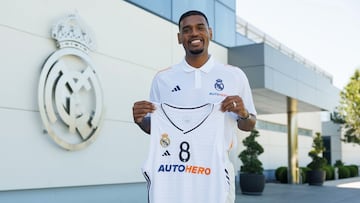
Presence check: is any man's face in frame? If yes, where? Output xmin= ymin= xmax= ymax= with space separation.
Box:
xmin=178 ymin=15 xmax=212 ymax=56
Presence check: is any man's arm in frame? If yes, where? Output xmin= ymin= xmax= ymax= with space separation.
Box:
xmin=237 ymin=112 xmax=256 ymax=131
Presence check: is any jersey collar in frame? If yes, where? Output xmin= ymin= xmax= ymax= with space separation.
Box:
xmin=182 ymin=55 xmax=214 ymax=73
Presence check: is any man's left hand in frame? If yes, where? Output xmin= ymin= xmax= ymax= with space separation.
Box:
xmin=221 ymin=95 xmax=249 ymax=119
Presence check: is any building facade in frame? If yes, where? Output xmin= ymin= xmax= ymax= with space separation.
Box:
xmin=0 ymin=0 xmax=358 ymax=202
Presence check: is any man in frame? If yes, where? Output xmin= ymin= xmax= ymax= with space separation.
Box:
xmin=133 ymin=10 xmax=256 ymax=203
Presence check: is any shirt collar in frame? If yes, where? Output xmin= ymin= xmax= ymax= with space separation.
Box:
xmin=182 ymin=55 xmax=214 ymax=73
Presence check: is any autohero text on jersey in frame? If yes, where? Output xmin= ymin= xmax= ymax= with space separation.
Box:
xmin=158 ymin=164 xmax=211 ymax=175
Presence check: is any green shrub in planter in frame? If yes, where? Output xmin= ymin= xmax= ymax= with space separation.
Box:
xmin=300 ymin=167 xmax=310 ymax=183
xmin=323 ymin=165 xmax=334 ymax=180
xmin=238 ymin=129 xmax=265 ymax=195
xmin=334 ymin=160 xmax=344 ymax=167
xmin=338 ymin=166 xmax=350 ymax=179
xmin=351 ymin=165 xmax=359 ymax=176
xmin=307 ymin=133 xmax=327 ymax=170
xmin=346 ymin=165 xmax=358 ymax=177
xmin=307 ymin=132 xmax=327 ymax=186
xmin=274 ymin=166 xmax=312 ymax=184
xmin=239 ymin=129 xmax=264 ymax=174
xmin=275 ymin=166 xmax=288 ymax=183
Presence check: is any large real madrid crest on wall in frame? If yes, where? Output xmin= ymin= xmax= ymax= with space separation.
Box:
xmin=38 ymin=13 xmax=104 ymax=151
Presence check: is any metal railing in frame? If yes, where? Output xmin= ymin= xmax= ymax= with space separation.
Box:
xmin=236 ymin=16 xmax=333 ymax=82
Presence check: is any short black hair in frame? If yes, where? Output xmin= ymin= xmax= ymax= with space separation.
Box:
xmin=178 ymin=10 xmax=209 ymax=29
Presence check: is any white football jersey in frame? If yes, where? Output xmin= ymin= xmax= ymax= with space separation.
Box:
xmin=149 ymin=56 xmax=257 ymax=150
xmin=142 ymin=103 xmax=229 ymax=203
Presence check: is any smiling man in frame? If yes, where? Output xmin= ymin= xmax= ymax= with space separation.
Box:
xmin=132 ymin=10 xmax=257 ymax=203
xmin=177 ymin=10 xmax=212 ymax=66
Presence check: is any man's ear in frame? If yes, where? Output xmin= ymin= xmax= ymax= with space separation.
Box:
xmin=177 ymin=33 xmax=182 ymax=44
xmin=209 ymin=27 xmax=213 ymax=40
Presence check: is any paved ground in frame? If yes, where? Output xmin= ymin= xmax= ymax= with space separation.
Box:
xmin=235 ymin=177 xmax=360 ymax=203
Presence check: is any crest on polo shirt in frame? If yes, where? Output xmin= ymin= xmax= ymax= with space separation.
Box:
xmin=214 ymin=79 xmax=224 ymax=91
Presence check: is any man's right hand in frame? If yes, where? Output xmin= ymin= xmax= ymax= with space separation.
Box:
xmin=132 ymin=100 xmax=156 ymax=134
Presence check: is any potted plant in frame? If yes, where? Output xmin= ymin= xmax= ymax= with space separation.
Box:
xmin=238 ymin=129 xmax=265 ymax=195
xmin=307 ymin=132 xmax=327 ymax=186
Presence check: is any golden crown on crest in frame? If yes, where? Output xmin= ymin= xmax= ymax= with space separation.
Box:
xmin=51 ymin=13 xmax=96 ymax=53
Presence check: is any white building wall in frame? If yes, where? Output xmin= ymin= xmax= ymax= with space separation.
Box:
xmin=338 ymin=125 xmax=360 ymax=166
xmin=341 ymin=142 xmax=360 ymax=165
xmin=0 ymin=0 xmax=228 ymax=191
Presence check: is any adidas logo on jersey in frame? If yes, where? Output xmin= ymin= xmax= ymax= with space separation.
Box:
xmin=162 ymin=150 xmax=171 ymax=156
xmin=171 ymin=85 xmax=181 ymax=92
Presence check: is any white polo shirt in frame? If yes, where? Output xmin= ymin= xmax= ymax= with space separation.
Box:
xmin=149 ymin=56 xmax=257 ymax=149
xmin=150 ymin=56 xmax=256 ymax=114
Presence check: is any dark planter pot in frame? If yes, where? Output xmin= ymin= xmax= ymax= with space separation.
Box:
xmin=307 ymin=170 xmax=326 ymax=186
xmin=239 ymin=173 xmax=265 ymax=195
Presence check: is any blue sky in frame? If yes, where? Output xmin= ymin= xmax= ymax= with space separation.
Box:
xmin=236 ymin=0 xmax=360 ymax=89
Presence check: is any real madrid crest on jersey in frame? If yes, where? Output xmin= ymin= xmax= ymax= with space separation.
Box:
xmin=214 ymin=79 xmax=224 ymax=91
xmin=160 ymin=133 xmax=170 ymax=148
xmin=38 ymin=13 xmax=104 ymax=151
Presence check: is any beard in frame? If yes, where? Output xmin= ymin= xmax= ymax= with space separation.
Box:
xmin=189 ymin=48 xmax=204 ymax=55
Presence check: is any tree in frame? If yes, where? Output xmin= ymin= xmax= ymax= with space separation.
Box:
xmin=334 ymin=69 xmax=360 ymax=144
xmin=238 ymin=129 xmax=264 ymax=174
xmin=306 ymin=132 xmax=327 ymax=186
xmin=307 ymin=132 xmax=327 ymax=170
